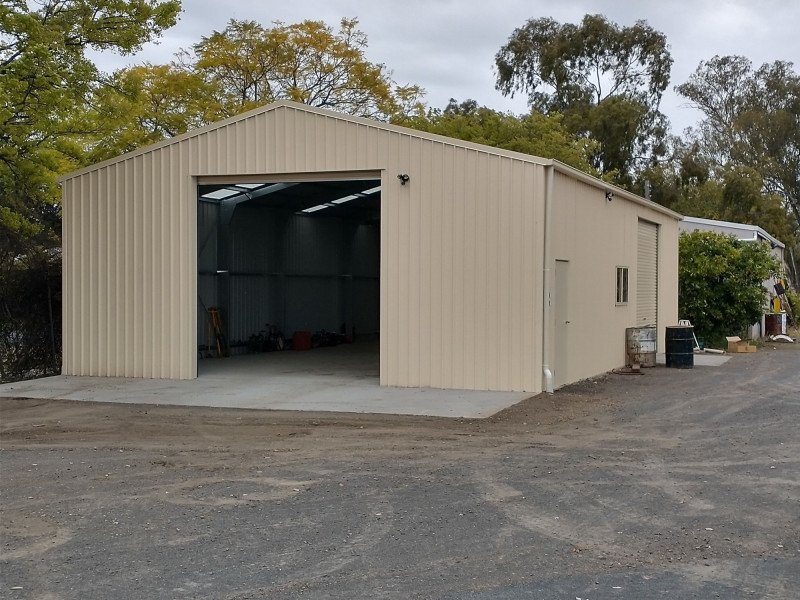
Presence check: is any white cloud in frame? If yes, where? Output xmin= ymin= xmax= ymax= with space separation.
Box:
xmin=88 ymin=0 xmax=800 ymax=132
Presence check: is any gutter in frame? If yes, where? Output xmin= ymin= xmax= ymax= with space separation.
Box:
xmin=541 ymin=165 xmax=555 ymax=394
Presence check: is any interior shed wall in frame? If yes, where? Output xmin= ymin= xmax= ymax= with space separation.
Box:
xmin=549 ymin=172 xmax=679 ymax=387
xmin=197 ymin=204 xmax=380 ymax=351
xmin=197 ymin=200 xmax=219 ymax=345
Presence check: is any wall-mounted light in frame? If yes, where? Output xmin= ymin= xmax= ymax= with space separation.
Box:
xmin=605 ymin=191 xmax=614 ymax=202
xmin=397 ymin=173 xmax=410 ymax=185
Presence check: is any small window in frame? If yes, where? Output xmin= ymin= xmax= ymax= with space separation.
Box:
xmin=616 ymin=267 xmax=629 ymax=304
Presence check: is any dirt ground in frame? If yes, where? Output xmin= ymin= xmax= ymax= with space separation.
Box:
xmin=1 ymin=344 xmax=799 ymax=599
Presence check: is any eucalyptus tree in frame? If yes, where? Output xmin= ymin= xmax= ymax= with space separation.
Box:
xmin=678 ymin=56 xmax=800 ymax=231
xmin=495 ymin=14 xmax=672 ymax=184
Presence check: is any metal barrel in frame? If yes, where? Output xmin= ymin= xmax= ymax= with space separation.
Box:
xmin=765 ymin=313 xmax=785 ymax=336
xmin=666 ymin=326 xmax=694 ymax=369
xmin=626 ymin=325 xmax=657 ymax=368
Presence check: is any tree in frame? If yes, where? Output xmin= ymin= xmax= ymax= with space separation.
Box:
xmin=736 ymin=61 xmax=800 ymax=230
xmin=676 ymin=56 xmax=800 ymax=286
xmin=495 ymin=14 xmax=672 ymax=182
xmin=0 ymin=0 xmax=181 ymax=247
xmin=0 ymin=0 xmax=181 ymax=381
xmin=398 ymin=99 xmax=597 ymax=174
xmin=185 ymin=18 xmax=424 ymax=120
xmin=84 ymin=17 xmax=426 ymax=159
xmin=662 ymin=166 xmax=796 ymax=243
xmin=679 ymin=231 xmax=779 ymax=346
xmin=85 ymin=64 xmax=223 ymax=162
xmin=677 ymin=56 xmax=800 ymax=234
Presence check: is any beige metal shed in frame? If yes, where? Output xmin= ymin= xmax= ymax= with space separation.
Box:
xmin=60 ymin=100 xmax=680 ymax=393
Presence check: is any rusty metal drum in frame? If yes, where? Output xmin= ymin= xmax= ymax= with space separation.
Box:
xmin=626 ymin=325 xmax=657 ymax=368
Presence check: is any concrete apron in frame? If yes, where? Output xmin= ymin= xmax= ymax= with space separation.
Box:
xmin=0 ymin=345 xmax=531 ymax=419
xmin=655 ymin=353 xmax=732 ymax=367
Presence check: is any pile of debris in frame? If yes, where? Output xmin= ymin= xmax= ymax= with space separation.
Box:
xmin=767 ymin=334 xmax=795 ymax=343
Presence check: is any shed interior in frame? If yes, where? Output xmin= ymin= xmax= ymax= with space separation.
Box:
xmin=197 ymin=179 xmax=381 ymax=372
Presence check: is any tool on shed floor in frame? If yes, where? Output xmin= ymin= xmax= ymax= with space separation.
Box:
xmin=207 ymin=307 xmax=229 ymax=357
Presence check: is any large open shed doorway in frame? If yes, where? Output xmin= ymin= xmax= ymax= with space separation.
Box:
xmin=196 ymin=173 xmax=381 ymax=383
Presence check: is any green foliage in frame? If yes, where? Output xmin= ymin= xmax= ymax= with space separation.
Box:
xmin=0 ymin=250 xmax=61 ymax=382
xmin=0 ymin=0 xmax=180 ymax=381
xmin=0 ymin=0 xmax=181 ymax=251
xmin=185 ymin=18 xmax=424 ymax=120
xmin=679 ymin=231 xmax=779 ymax=346
xmin=85 ymin=64 xmax=223 ymax=161
xmin=677 ymin=56 xmax=800 ymax=238
xmin=84 ymin=18 xmax=426 ymax=158
xmin=667 ymin=167 xmax=796 ymax=244
xmin=638 ymin=140 xmax=799 ymax=284
xmin=397 ymin=99 xmax=598 ymax=174
xmin=495 ymin=14 xmax=672 ymax=183
xmin=784 ymin=288 xmax=800 ymax=324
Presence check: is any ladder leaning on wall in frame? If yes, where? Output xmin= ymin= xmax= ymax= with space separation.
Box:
xmin=206 ymin=307 xmax=229 ymax=358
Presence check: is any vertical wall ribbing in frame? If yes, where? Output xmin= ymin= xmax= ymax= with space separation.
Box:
xmin=61 ymin=105 xmax=593 ymax=390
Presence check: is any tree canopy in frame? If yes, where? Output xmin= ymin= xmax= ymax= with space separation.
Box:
xmin=183 ymin=18 xmax=423 ymax=120
xmin=82 ymin=17 xmax=426 ymax=160
xmin=495 ymin=14 xmax=672 ymax=183
xmin=0 ymin=0 xmax=181 ymax=251
xmin=677 ymin=56 xmax=800 ymax=233
xmin=85 ymin=64 xmax=223 ymax=161
xmin=399 ymin=99 xmax=597 ymax=174
xmin=1 ymin=0 xmax=181 ymax=381
xmin=672 ymin=56 xmax=800 ymax=282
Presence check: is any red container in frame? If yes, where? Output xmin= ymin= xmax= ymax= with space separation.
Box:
xmin=765 ymin=313 xmax=785 ymax=336
xmin=292 ymin=331 xmax=312 ymax=351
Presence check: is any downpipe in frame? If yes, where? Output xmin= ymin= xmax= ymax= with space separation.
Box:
xmin=542 ymin=165 xmax=555 ymax=394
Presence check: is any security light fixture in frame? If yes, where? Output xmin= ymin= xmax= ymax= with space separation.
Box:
xmin=605 ymin=191 xmax=614 ymax=202
xmin=397 ymin=173 xmax=410 ymax=185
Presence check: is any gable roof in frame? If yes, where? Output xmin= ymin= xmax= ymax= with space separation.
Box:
xmin=60 ymin=100 xmax=681 ymax=220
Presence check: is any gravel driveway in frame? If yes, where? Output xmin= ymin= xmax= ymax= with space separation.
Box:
xmin=1 ymin=345 xmax=798 ymax=599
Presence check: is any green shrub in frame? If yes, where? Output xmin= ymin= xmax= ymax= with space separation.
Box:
xmin=679 ymin=231 xmax=779 ymax=346
xmin=0 ymin=252 xmax=61 ymax=383
xmin=784 ymin=288 xmax=800 ymax=326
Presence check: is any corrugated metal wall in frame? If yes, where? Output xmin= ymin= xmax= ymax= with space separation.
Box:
xmin=61 ymin=101 xmax=676 ymax=391
xmin=636 ymin=220 xmax=659 ymax=326
xmin=62 ymin=144 xmax=195 ymax=379
xmin=62 ymin=103 xmax=546 ymax=389
xmin=379 ymin=138 xmax=544 ymax=392
xmin=549 ymin=171 xmax=678 ymax=387
xmin=197 ymin=200 xmax=219 ymax=348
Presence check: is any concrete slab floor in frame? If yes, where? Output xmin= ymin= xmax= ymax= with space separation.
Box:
xmin=0 ymin=343 xmax=531 ymax=418
xmin=655 ymin=352 xmax=732 ymax=367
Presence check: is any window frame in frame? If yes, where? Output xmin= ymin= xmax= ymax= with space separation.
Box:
xmin=616 ymin=266 xmax=629 ymax=305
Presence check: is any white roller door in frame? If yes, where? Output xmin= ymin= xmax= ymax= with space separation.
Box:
xmin=637 ymin=220 xmax=658 ymax=326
